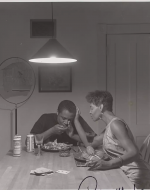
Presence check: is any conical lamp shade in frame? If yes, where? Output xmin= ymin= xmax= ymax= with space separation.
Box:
xmin=29 ymin=39 xmax=77 ymax=63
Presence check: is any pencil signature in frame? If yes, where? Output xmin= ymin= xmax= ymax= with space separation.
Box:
xmin=78 ymin=176 xmax=137 ymax=190
xmin=78 ymin=176 xmax=97 ymax=190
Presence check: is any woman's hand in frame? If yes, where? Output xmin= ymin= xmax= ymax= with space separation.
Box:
xmin=88 ymin=159 xmax=111 ymax=170
xmin=86 ymin=146 xmax=95 ymax=155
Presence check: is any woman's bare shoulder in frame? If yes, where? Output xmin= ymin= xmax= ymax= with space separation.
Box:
xmin=110 ymin=119 xmax=128 ymax=136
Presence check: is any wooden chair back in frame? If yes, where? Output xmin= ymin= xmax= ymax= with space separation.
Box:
xmin=140 ymin=134 xmax=150 ymax=164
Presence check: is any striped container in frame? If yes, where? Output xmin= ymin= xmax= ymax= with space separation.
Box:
xmin=13 ymin=135 xmax=21 ymax=156
xmin=26 ymin=134 xmax=34 ymax=152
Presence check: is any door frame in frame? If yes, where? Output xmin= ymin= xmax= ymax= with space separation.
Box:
xmin=98 ymin=23 xmax=150 ymax=145
xmin=97 ymin=23 xmax=150 ymax=90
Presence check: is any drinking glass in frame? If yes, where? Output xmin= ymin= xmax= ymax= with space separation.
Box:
xmin=59 ymin=148 xmax=70 ymax=157
xmin=34 ymin=135 xmax=44 ymax=156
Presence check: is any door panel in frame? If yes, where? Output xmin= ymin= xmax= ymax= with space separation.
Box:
xmin=107 ymin=34 xmax=150 ymax=137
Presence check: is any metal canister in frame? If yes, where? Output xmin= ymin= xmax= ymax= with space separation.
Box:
xmin=26 ymin=134 xmax=34 ymax=152
xmin=13 ymin=135 xmax=21 ymax=157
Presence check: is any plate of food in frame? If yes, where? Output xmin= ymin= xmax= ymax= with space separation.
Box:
xmin=41 ymin=139 xmax=73 ymax=152
xmin=73 ymin=152 xmax=87 ymax=163
xmin=73 ymin=150 xmax=110 ymax=163
xmin=73 ymin=151 xmax=100 ymax=163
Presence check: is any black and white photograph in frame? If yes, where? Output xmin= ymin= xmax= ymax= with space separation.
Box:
xmin=0 ymin=0 xmax=149 ymax=189
xmin=38 ymin=65 xmax=72 ymax=92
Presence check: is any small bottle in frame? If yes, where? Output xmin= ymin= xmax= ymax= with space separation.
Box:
xmin=13 ymin=135 xmax=21 ymax=157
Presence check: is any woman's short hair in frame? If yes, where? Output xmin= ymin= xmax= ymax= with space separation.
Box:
xmin=58 ymin=100 xmax=76 ymax=115
xmin=86 ymin=90 xmax=113 ymax=112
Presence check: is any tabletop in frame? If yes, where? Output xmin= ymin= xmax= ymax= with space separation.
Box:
xmin=0 ymin=147 xmax=134 ymax=190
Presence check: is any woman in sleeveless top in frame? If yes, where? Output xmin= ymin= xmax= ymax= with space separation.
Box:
xmin=76 ymin=90 xmax=150 ymax=189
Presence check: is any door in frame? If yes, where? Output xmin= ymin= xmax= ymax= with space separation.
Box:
xmin=107 ymin=34 xmax=150 ymax=137
xmin=98 ymin=24 xmax=150 ymax=147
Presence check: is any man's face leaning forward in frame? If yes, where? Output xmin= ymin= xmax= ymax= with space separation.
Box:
xmin=57 ymin=109 xmax=75 ymax=127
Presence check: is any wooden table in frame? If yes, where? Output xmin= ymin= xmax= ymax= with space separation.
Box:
xmin=0 ymin=147 xmax=134 ymax=190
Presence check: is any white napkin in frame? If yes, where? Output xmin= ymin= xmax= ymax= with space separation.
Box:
xmin=30 ymin=167 xmax=54 ymax=176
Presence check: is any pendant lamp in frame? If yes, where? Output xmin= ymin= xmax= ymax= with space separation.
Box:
xmin=29 ymin=3 xmax=77 ymax=64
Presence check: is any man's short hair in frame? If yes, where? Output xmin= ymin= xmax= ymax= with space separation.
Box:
xmin=58 ymin=100 xmax=76 ymax=115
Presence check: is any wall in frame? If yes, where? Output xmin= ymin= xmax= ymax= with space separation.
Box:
xmin=0 ymin=2 xmax=150 ymax=159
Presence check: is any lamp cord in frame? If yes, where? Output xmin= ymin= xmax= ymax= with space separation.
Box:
xmin=51 ymin=2 xmax=53 ymax=22
xmin=51 ymin=2 xmax=54 ymax=39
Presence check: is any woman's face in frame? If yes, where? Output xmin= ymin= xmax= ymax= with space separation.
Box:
xmin=89 ymin=103 xmax=102 ymax=121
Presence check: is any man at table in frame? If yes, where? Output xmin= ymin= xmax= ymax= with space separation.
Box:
xmin=27 ymin=100 xmax=96 ymax=146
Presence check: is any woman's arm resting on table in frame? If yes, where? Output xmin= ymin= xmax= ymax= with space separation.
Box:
xmin=73 ymin=108 xmax=95 ymax=155
xmin=74 ymin=118 xmax=91 ymax=147
xmin=90 ymin=129 xmax=105 ymax=149
xmin=89 ymin=120 xmax=139 ymax=170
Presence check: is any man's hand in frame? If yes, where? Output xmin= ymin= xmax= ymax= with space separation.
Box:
xmin=52 ymin=124 xmax=68 ymax=135
xmin=62 ymin=120 xmax=70 ymax=127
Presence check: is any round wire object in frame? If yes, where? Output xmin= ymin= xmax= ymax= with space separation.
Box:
xmin=0 ymin=57 xmax=36 ymax=105
xmin=0 ymin=57 xmax=36 ymax=134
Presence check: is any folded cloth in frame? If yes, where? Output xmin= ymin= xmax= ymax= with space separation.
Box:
xmin=30 ymin=167 xmax=54 ymax=176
